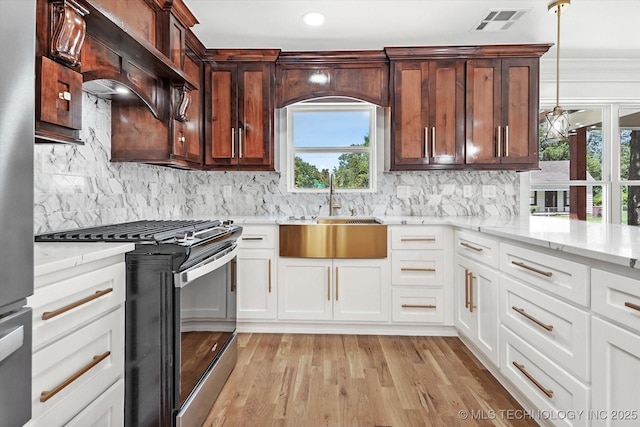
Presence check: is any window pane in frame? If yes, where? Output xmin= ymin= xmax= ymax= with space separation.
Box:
xmin=621 ymin=185 xmax=640 ymax=226
xmin=292 ymin=110 xmax=371 ymax=148
xmin=619 ymin=108 xmax=640 ymax=181
xmin=293 ymin=152 xmax=370 ymax=190
xmin=529 ymin=185 xmax=603 ymax=222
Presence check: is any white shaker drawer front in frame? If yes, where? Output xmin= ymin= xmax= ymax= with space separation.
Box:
xmin=236 ymin=225 xmax=276 ymax=249
xmin=391 ymin=251 xmax=443 ymax=287
xmin=390 ymin=226 xmax=443 ymax=250
xmin=592 ymin=268 xmax=640 ymax=332
xmin=454 ymin=230 xmax=500 ymax=269
xmin=500 ymin=243 xmax=590 ymax=306
xmin=500 ymin=326 xmax=590 ymax=427
xmin=65 ymin=378 xmax=124 ymax=427
xmin=30 ymin=308 xmax=124 ymax=425
xmin=391 ymin=288 xmax=445 ymax=323
xmin=29 ymin=262 xmax=125 ymax=351
xmin=500 ymin=275 xmax=590 ymax=382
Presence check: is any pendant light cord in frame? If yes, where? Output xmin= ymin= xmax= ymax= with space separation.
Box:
xmin=556 ymin=3 xmax=561 ymax=108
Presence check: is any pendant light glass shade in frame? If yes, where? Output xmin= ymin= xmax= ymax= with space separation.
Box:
xmin=546 ymin=0 xmax=571 ymax=142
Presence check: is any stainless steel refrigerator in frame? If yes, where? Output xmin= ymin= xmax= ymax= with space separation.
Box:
xmin=0 ymin=0 xmax=35 ymax=426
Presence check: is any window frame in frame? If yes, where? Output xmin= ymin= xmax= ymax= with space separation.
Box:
xmin=285 ymin=100 xmax=377 ymax=193
xmin=528 ymin=103 xmax=640 ymax=225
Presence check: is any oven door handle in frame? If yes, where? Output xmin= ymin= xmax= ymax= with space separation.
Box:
xmin=179 ymin=246 xmax=238 ymax=287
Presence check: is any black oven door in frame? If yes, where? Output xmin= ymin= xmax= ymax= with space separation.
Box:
xmin=174 ymin=245 xmax=238 ymax=427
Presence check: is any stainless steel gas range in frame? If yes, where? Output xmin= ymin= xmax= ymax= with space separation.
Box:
xmin=36 ymin=220 xmax=243 ymax=427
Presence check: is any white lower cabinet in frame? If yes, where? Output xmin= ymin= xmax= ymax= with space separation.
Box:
xmin=28 ymin=251 xmax=127 ymax=427
xmin=237 ymin=225 xmax=278 ymax=320
xmin=277 ymin=257 xmax=389 ymax=322
xmin=454 ymin=254 xmax=499 ymax=366
xmin=501 ymin=326 xmax=590 ymax=427
xmin=591 ymin=318 xmax=640 ymax=426
xmin=237 ymin=249 xmax=276 ymax=319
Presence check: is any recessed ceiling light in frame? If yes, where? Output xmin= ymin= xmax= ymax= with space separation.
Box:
xmin=303 ymin=12 xmax=325 ymax=26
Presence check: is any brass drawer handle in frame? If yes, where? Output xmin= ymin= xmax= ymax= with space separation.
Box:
xmin=42 ymin=288 xmax=114 ymax=320
xmin=424 ymin=127 xmax=429 ymax=158
xmin=402 ymin=304 xmax=436 ymax=309
xmin=460 ymin=241 xmax=483 ymax=252
xmin=335 ymin=267 xmax=339 ymax=301
xmin=512 ymin=306 xmax=554 ymax=332
xmin=401 ymin=238 xmax=436 ymax=242
xmin=231 ymin=128 xmax=235 ymax=158
xmin=40 ymin=351 xmax=111 ymax=403
xmin=625 ymin=301 xmax=640 ymax=312
xmin=401 ymin=267 xmax=435 ymax=272
xmin=512 ymin=361 xmax=554 ymax=398
xmin=268 ymin=259 xmax=272 ymax=293
xmin=242 ymin=237 xmax=264 ymax=241
xmin=511 ymin=261 xmax=553 ymax=278
xmin=504 ymin=125 xmax=510 ymax=157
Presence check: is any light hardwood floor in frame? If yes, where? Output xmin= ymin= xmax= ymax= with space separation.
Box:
xmin=203 ymin=333 xmax=537 ymax=427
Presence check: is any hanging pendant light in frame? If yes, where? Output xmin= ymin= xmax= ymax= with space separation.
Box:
xmin=545 ymin=0 xmax=571 ymax=142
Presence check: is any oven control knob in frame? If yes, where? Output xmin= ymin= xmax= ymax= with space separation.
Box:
xmin=222 ymin=219 xmax=234 ymax=226
xmin=175 ymin=230 xmax=194 ymax=243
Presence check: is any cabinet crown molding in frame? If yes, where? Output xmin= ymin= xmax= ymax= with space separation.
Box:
xmin=277 ymin=50 xmax=388 ymax=64
xmin=385 ymin=44 xmax=552 ymax=60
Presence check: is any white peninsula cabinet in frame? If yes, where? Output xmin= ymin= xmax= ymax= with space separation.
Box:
xmin=28 ymin=243 xmax=133 ymax=427
xmin=277 ymin=257 xmax=389 ymax=322
xmin=236 ymin=225 xmax=277 ymax=320
xmin=453 ymin=230 xmax=500 ymax=366
xmin=591 ymin=267 xmax=640 ymax=426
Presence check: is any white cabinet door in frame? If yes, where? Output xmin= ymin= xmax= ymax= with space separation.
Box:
xmin=237 ymin=249 xmax=276 ymax=320
xmin=455 ymin=255 xmax=499 ymax=366
xmin=592 ymin=317 xmax=640 ymax=427
xmin=333 ymin=259 xmax=389 ymax=322
xmin=278 ymin=258 xmax=333 ymax=321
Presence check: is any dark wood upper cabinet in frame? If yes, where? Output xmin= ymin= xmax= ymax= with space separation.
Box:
xmin=390 ymin=60 xmax=464 ymax=169
xmin=466 ymin=58 xmax=540 ymax=168
xmin=204 ymin=50 xmax=279 ymax=170
xmin=386 ymin=44 xmax=550 ymax=171
xmin=276 ymin=51 xmax=389 ymax=107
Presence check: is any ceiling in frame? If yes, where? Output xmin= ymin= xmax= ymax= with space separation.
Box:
xmin=183 ymin=0 xmax=640 ymax=60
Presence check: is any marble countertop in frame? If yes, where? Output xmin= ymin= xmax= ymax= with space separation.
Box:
xmin=233 ymin=215 xmax=640 ymax=270
xmin=34 ymin=242 xmax=135 ymax=277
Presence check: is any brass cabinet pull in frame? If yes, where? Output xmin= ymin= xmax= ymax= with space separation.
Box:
xmin=402 ymin=304 xmax=436 ymax=309
xmin=231 ymin=128 xmax=235 ymax=158
xmin=497 ymin=125 xmax=502 ymax=157
xmin=327 ymin=267 xmax=331 ymax=301
xmin=511 ymin=261 xmax=553 ymax=278
xmin=625 ymin=301 xmax=640 ymax=312
xmin=512 ymin=306 xmax=554 ymax=332
xmin=469 ymin=272 xmax=476 ymax=313
xmin=401 ymin=267 xmax=436 ymax=272
xmin=42 ymin=288 xmax=113 ymax=320
xmin=512 ymin=361 xmax=554 ymax=398
xmin=424 ymin=127 xmax=429 ymax=158
xmin=504 ymin=125 xmax=509 ymax=157
xmin=401 ymin=237 xmax=436 ymax=242
xmin=460 ymin=241 xmax=483 ymax=252
xmin=335 ymin=267 xmax=339 ymax=301
xmin=464 ymin=269 xmax=470 ymax=309
xmin=431 ymin=127 xmax=436 ymax=157
xmin=58 ymin=91 xmax=71 ymax=101
xmin=241 ymin=237 xmax=264 ymax=241
xmin=40 ymin=351 xmax=111 ymax=403
xmin=239 ymin=128 xmax=244 ymax=158
xmin=267 ymin=259 xmax=272 ymax=293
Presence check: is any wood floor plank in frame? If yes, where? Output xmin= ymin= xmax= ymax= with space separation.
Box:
xmin=202 ymin=334 xmax=538 ymax=427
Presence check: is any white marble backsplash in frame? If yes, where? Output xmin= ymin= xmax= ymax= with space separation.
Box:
xmin=33 ymin=93 xmax=520 ymax=234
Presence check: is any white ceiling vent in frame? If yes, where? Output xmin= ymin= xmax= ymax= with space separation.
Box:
xmin=474 ymin=10 xmax=528 ymax=32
